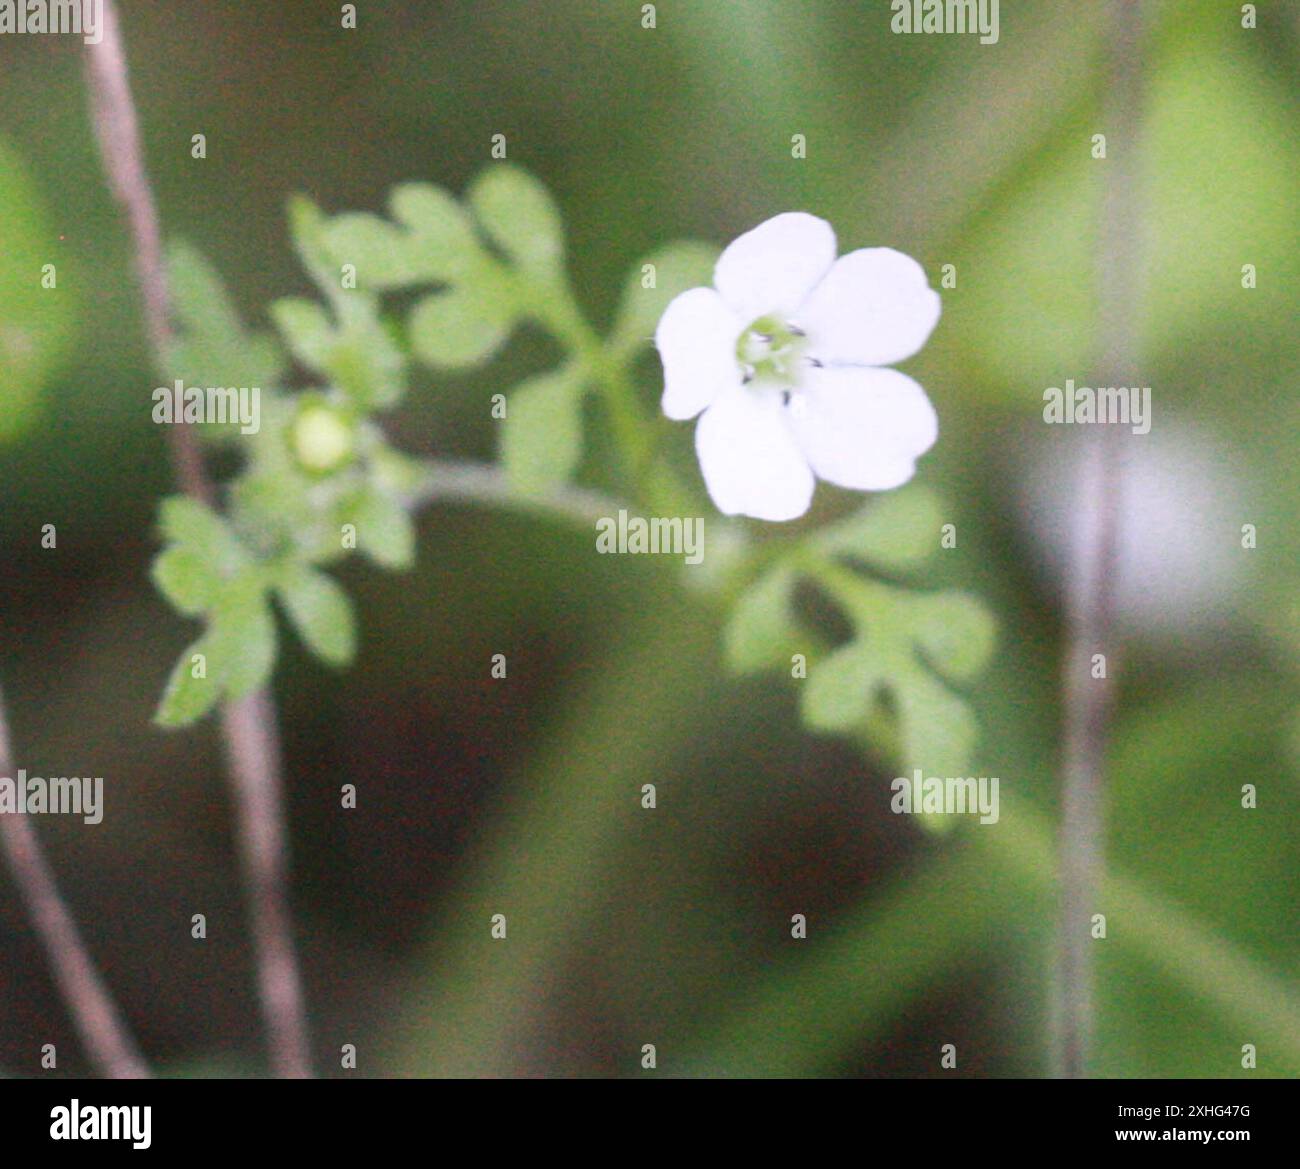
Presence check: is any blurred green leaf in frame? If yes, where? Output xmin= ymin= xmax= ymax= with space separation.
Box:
xmin=890 ymin=660 xmax=980 ymax=776
xmin=500 ymin=365 xmax=586 ymax=494
xmin=370 ymin=444 xmax=431 ymax=498
xmin=230 ymin=465 xmax=322 ymax=559
xmin=409 ymin=278 xmax=515 ymax=369
xmin=270 ymin=297 xmax=334 ymax=369
xmin=154 ymin=642 xmax=221 ymax=728
xmin=801 ymin=640 xmax=883 ymax=734
xmin=0 ymin=138 xmax=73 ymax=440
xmin=166 ymin=240 xmax=283 ymax=393
xmin=723 ymin=565 xmax=797 ymax=674
xmin=158 ymin=496 xmax=247 ymax=576
xmin=911 ymin=591 xmax=997 ymax=686
xmin=323 ymin=212 xmax=427 ymax=289
xmin=272 ymin=290 xmax=406 ymax=412
xmin=287 ymin=194 xmax=342 ymax=298
xmin=467 ymin=164 xmax=564 ymax=280
xmin=151 ymin=546 xmax=219 ymax=617
xmin=329 ymin=295 xmax=407 ymax=410
xmin=276 ymin=565 xmax=357 ymax=667
xmin=389 ymin=182 xmax=483 ymax=282
xmin=348 ymin=483 xmax=415 ymax=570
xmin=608 ymin=241 xmax=720 ymax=361
xmin=812 ymin=486 xmax=943 ymax=572
xmin=799 ymin=568 xmax=992 ymax=775
xmin=207 ymin=575 xmax=277 ymax=699
xmin=722 ymin=486 xmax=993 ymax=776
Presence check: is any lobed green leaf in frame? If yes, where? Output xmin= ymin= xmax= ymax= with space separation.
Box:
xmin=154 ymin=642 xmax=221 ymax=728
xmin=500 ymin=366 xmax=586 ymax=494
xmin=608 ymin=241 xmax=720 ymax=362
xmin=723 ymin=566 xmax=798 ymax=675
xmin=276 ymin=566 xmax=357 ymax=667
xmin=466 ymin=165 xmax=564 ymax=280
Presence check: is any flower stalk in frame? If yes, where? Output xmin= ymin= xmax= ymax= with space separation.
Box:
xmin=85 ymin=0 xmax=314 ymax=1078
xmin=0 ymin=685 xmax=150 ymax=1078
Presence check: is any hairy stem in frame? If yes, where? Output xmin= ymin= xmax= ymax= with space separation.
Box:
xmin=1054 ymin=0 xmax=1146 ymax=1079
xmin=0 ymin=685 xmax=150 ymax=1078
xmin=86 ymin=0 xmax=313 ymax=1078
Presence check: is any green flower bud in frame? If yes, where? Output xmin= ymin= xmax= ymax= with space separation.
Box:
xmin=290 ymin=399 xmax=356 ymax=474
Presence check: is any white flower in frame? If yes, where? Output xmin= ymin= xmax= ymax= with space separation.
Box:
xmin=655 ymin=212 xmax=941 ymax=521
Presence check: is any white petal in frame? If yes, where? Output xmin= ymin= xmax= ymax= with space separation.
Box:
xmin=789 ymin=366 xmax=938 ymax=491
xmin=695 ymin=385 xmax=814 ymax=521
xmin=795 ymin=247 xmax=941 ymax=367
xmin=713 ymin=212 xmax=837 ymax=322
xmin=655 ymin=287 xmax=743 ymax=420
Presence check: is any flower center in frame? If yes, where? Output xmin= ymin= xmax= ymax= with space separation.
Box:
xmin=736 ymin=315 xmax=809 ymax=389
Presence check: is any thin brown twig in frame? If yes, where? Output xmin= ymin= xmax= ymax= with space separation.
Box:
xmin=1054 ymin=0 xmax=1146 ymax=1079
xmin=85 ymin=0 xmax=313 ymax=1078
xmin=0 ymin=685 xmax=150 ymax=1078
xmin=81 ymin=0 xmax=210 ymax=508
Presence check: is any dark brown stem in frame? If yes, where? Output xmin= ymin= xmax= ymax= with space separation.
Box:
xmin=85 ymin=0 xmax=313 ymax=1078
xmin=0 ymin=686 xmax=150 ymax=1078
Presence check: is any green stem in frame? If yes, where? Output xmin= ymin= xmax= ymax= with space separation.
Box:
xmin=800 ymin=551 xmax=892 ymax=614
xmin=526 ymin=273 xmax=691 ymax=514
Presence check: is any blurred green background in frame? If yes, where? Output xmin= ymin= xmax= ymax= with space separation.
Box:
xmin=0 ymin=0 xmax=1296 ymax=1077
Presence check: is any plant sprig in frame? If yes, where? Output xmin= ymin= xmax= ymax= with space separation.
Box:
xmin=152 ymin=164 xmax=996 ymax=800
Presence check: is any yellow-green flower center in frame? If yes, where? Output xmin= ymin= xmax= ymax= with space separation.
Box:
xmin=736 ymin=315 xmax=809 ymax=389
